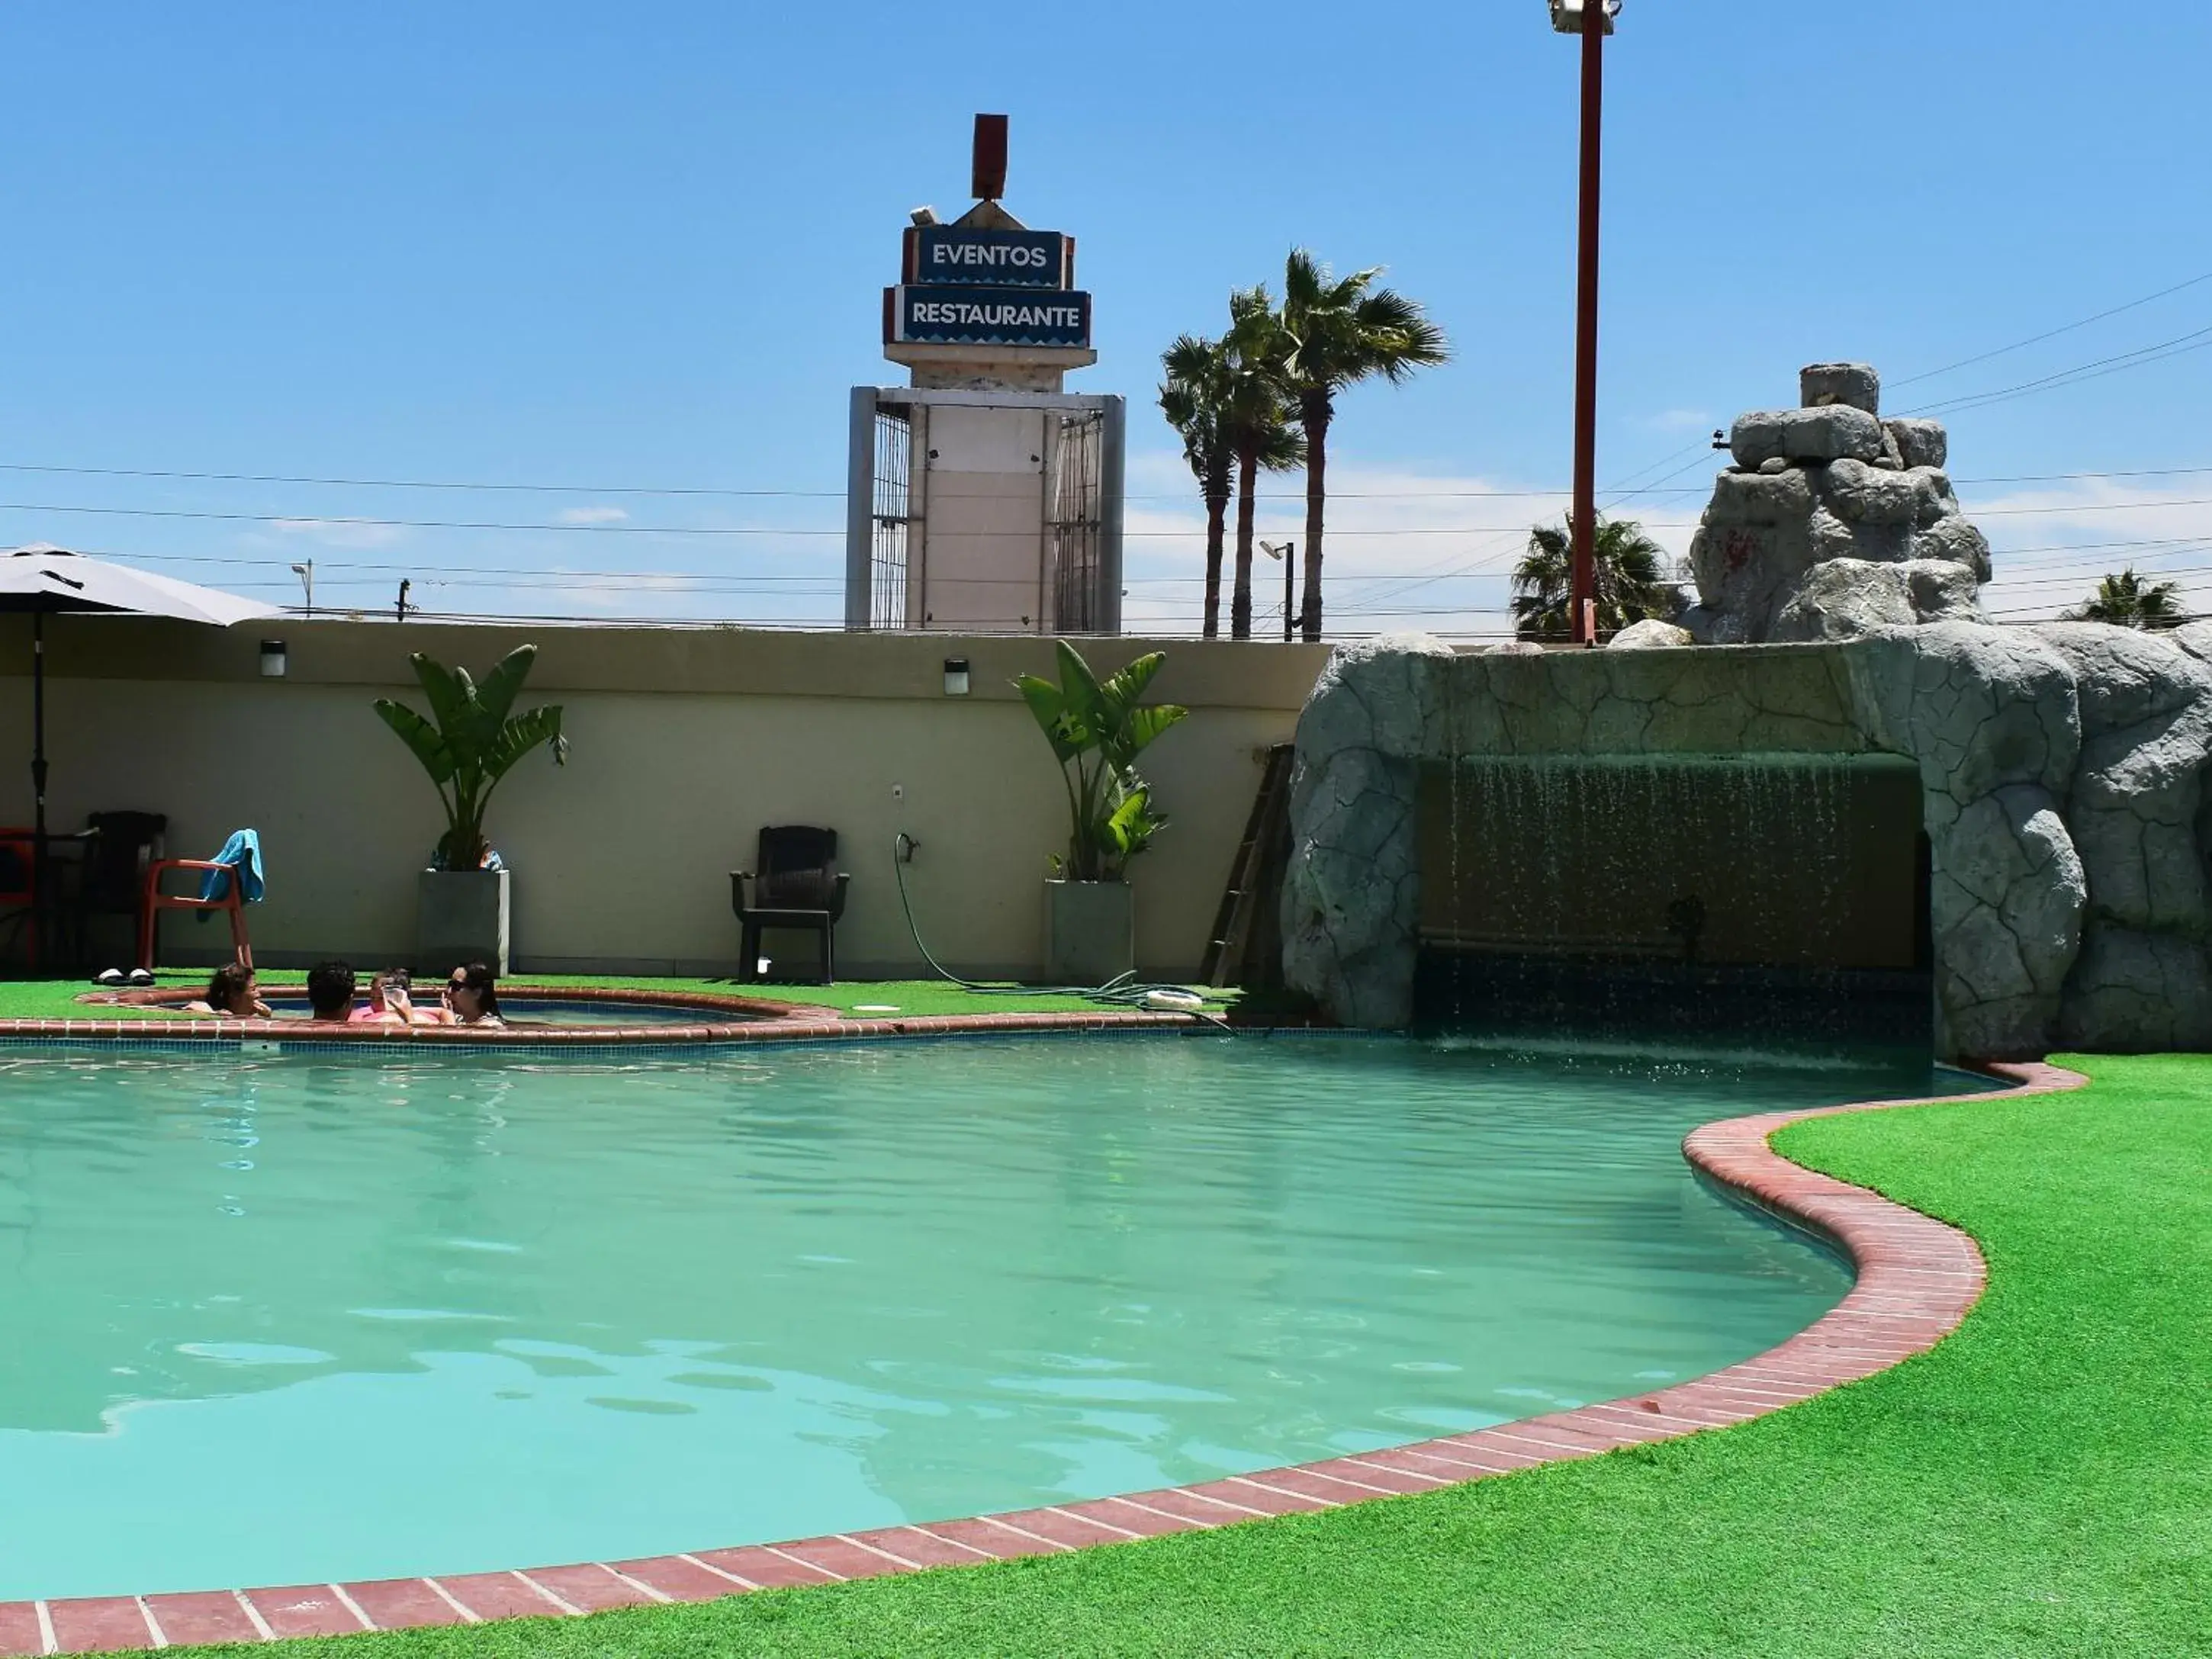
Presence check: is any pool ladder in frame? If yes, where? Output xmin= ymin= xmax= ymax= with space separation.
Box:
xmin=1199 ymin=744 xmax=1297 ymax=990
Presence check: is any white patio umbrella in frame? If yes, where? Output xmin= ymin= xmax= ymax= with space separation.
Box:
xmin=0 ymin=545 xmax=278 ymax=962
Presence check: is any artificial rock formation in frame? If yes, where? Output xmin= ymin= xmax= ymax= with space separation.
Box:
xmin=1281 ymin=623 xmax=2212 ymax=1059
xmin=1684 ymin=364 xmax=1994 ymax=644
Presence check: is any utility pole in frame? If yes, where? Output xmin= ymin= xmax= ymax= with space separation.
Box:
xmin=1566 ymin=0 xmax=1617 ymax=647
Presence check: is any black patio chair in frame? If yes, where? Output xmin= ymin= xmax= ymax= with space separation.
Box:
xmin=66 ymin=812 xmax=167 ymax=970
xmin=731 ymin=826 xmax=850 ymax=985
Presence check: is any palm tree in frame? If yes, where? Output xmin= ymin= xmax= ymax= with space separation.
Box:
xmin=2070 ymin=568 xmax=2185 ymax=629
xmin=1279 ymin=250 xmax=1449 ymax=641
xmin=1220 ymin=286 xmax=1302 ymax=641
xmin=1511 ymin=516 xmax=1673 ymax=641
xmin=1158 ymin=334 xmax=1234 ymax=638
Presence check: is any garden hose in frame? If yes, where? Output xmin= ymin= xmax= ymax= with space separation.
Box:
xmin=890 ymin=834 xmax=1230 ymax=1029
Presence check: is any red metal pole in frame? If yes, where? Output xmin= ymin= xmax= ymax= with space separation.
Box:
xmin=1569 ymin=0 xmax=1606 ymax=647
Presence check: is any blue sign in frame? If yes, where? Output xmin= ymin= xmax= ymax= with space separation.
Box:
xmin=890 ymin=285 xmax=1092 ymax=349
xmin=910 ymin=227 xmax=1068 ymax=288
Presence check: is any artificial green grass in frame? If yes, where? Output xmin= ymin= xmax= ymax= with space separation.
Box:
xmin=140 ymin=1053 xmax=2209 ymax=1657
xmin=0 ymin=973 xmax=1226 ymax=1022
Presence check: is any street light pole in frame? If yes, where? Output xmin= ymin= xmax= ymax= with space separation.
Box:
xmin=1261 ymin=541 xmax=1298 ymax=642
xmin=1567 ymin=0 xmax=1613 ymax=647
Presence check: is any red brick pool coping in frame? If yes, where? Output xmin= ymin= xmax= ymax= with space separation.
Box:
xmin=0 ymin=1054 xmax=2088 ymax=1654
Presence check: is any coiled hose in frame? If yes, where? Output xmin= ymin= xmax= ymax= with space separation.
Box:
xmin=891 ymin=834 xmax=1230 ymax=1028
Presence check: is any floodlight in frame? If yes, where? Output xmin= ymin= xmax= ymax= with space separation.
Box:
xmin=1549 ymin=0 xmax=1620 ymax=33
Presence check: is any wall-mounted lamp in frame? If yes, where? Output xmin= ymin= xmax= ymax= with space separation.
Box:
xmin=943 ymin=657 xmax=971 ymax=696
xmin=259 ymin=640 xmax=288 ymax=680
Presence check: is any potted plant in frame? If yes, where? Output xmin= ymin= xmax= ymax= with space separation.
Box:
xmin=374 ymin=645 xmax=567 ymax=976
xmin=1015 ymin=641 xmax=1188 ymax=983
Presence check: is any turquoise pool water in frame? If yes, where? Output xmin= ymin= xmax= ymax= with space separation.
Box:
xmin=0 ymin=1034 xmax=1982 ymax=1599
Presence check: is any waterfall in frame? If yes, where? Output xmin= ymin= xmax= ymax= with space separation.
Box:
xmin=1413 ymin=752 xmax=1926 ymax=1043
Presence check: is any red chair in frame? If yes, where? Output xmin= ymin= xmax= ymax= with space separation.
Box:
xmin=0 ymin=829 xmax=36 ymax=969
xmin=138 ymin=857 xmax=253 ymax=972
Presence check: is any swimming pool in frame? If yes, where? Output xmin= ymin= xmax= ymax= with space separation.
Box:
xmin=0 ymin=1034 xmax=1981 ymax=1599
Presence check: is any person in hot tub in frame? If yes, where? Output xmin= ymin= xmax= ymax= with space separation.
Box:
xmin=183 ymin=961 xmax=272 ymax=1019
xmin=349 ymin=968 xmax=451 ymax=1027
xmin=441 ymin=960 xmax=506 ymax=1027
xmin=304 ymin=960 xmax=358 ymax=1023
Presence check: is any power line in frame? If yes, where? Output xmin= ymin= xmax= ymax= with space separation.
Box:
xmin=1986 ymin=564 xmax=2212 ymax=593
xmin=1889 ymin=267 xmax=2212 ymax=389
xmin=1956 ymin=465 xmax=2212 ymax=486
xmin=1990 ymin=536 xmax=2212 ymax=573
xmin=0 ymin=499 xmax=1708 ymax=537
xmin=0 ymin=461 xmax=844 ymax=499
xmin=7 ymin=453 xmax=2209 ymax=517
xmin=1124 ymin=486 xmax=1704 ymax=502
xmin=1899 ymin=323 xmax=2212 ymax=419
xmin=1313 ymin=445 xmax=1723 ymax=612
xmin=1974 ymin=496 xmax=2212 ymax=516
xmin=0 ymin=502 xmax=839 ymax=536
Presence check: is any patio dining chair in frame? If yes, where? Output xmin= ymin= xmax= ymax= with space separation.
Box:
xmin=730 ymin=825 xmax=849 ymax=985
xmin=76 ymin=812 xmax=167 ymax=966
xmin=138 ymin=829 xmax=256 ymax=973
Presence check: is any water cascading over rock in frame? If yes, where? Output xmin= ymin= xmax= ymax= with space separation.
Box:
xmin=1279 ymin=625 xmax=2212 ymax=1060
xmin=1682 ymin=363 xmax=1993 ymax=644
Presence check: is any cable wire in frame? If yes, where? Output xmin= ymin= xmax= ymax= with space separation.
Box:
xmin=1889 ymin=267 xmax=2212 ymax=388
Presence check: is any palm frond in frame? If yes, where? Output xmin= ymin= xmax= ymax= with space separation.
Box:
xmin=1278 ymin=252 xmax=1451 ymax=394
xmin=1511 ymin=515 xmax=1677 ymax=641
xmin=2071 ymin=567 xmax=2187 ymax=629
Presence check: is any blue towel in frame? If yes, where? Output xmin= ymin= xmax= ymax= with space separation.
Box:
xmin=199 ymin=829 xmax=265 ymax=905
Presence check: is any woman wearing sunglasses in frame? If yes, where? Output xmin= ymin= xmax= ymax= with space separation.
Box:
xmin=441 ymin=960 xmax=506 ymax=1027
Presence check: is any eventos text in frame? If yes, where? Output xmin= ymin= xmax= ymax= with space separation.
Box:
xmin=928 ymin=243 xmax=1050 ymax=271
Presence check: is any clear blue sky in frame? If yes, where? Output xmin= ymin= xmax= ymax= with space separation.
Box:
xmin=2 ymin=1 xmax=2207 ymax=633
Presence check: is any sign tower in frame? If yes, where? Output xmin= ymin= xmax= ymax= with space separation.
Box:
xmin=845 ymin=115 xmax=1125 ymax=635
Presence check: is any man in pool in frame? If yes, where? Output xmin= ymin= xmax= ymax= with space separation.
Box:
xmin=305 ymin=960 xmax=357 ymax=1022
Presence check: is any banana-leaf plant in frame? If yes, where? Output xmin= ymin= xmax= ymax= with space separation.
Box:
xmin=1015 ymin=641 xmax=1189 ymax=883
xmin=373 ymin=646 xmax=568 ymax=872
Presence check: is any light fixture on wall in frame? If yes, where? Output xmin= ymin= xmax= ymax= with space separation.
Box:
xmin=259 ymin=640 xmax=288 ymax=679
xmin=943 ymin=657 xmax=971 ymax=696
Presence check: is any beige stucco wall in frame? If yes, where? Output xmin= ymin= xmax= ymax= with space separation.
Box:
xmin=0 ymin=617 xmax=1329 ymax=978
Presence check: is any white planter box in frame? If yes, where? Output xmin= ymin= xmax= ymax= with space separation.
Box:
xmin=416 ymin=869 xmax=511 ymax=977
xmin=1046 ymin=879 xmax=1135 ymax=985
